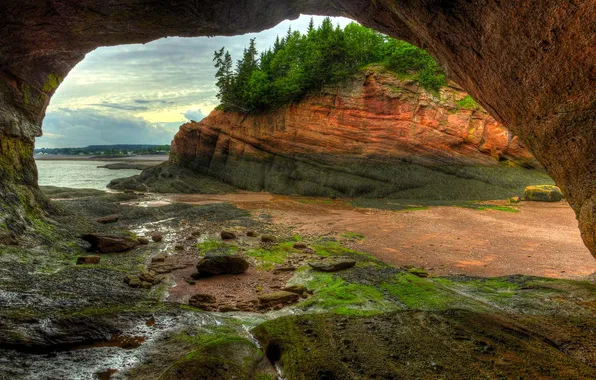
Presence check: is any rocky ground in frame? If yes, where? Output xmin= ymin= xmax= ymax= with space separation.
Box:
xmin=0 ymin=187 xmax=594 ymax=379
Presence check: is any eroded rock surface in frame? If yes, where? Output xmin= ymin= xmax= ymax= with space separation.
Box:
xmin=0 ymin=1 xmax=594 ymax=254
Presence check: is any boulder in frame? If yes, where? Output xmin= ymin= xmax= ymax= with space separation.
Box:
xmin=523 ymin=185 xmax=563 ymax=202
xmin=308 ymin=258 xmax=356 ymax=272
xmin=246 ymin=231 xmax=257 ymax=237
xmin=196 ymin=254 xmax=249 ymax=276
xmin=258 ymin=291 xmax=300 ymax=306
xmin=96 ymin=214 xmax=120 ymax=224
xmin=76 ymin=256 xmax=100 ymax=265
xmin=81 ymin=234 xmax=138 ymax=253
xmin=151 ymin=233 xmax=163 ymax=242
xmin=261 ymin=235 xmax=276 ymax=243
xmin=151 ymin=255 xmax=166 ymax=263
xmin=293 ymin=242 xmax=308 ymax=249
xmin=138 ymin=237 xmax=150 ymax=245
xmin=221 ymin=230 xmax=237 ymax=240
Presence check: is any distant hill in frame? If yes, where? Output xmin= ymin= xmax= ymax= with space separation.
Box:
xmin=35 ymin=144 xmax=170 ymax=156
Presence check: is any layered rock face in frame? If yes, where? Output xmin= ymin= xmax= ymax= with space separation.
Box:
xmin=170 ymin=68 xmax=534 ymax=197
xmin=0 ymin=0 xmax=594 ymax=255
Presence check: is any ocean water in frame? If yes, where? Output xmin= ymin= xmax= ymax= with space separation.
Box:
xmin=35 ymin=160 xmax=141 ymax=190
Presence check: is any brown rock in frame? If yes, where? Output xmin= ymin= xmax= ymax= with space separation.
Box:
xmin=189 ymin=293 xmax=217 ymax=310
xmin=81 ymin=234 xmax=138 ymax=253
xmin=174 ymin=244 xmax=184 ymax=250
xmin=76 ymin=256 xmax=100 ymax=265
xmin=282 ymin=284 xmax=307 ymax=294
xmin=308 ymin=258 xmax=356 ymax=272
xmin=196 ymin=254 xmax=249 ymax=276
xmin=258 ymin=291 xmax=300 ymax=306
xmin=96 ymin=215 xmax=119 ymax=224
xmin=246 ymin=231 xmax=257 ymax=237
xmin=138 ymin=237 xmax=150 ymax=245
xmin=191 ymin=230 xmax=201 ymax=236
xmin=293 ymin=242 xmax=308 ymax=249
xmin=151 ymin=233 xmax=163 ymax=242
xmin=151 ymin=255 xmax=166 ymax=263
xmin=523 ymin=185 xmax=563 ymax=202
xmin=261 ymin=235 xmax=276 ymax=243
xmin=220 ymin=230 xmax=236 ymax=240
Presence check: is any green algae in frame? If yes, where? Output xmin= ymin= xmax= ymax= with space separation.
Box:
xmin=195 ymin=239 xmax=239 ymax=255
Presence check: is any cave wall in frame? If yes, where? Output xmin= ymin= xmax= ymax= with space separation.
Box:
xmin=0 ymin=0 xmax=594 ymax=256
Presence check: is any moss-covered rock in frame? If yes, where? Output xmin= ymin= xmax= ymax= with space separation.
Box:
xmin=523 ymin=185 xmax=563 ymax=202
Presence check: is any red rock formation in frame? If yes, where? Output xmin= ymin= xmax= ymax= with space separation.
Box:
xmin=170 ymin=68 xmax=535 ymax=196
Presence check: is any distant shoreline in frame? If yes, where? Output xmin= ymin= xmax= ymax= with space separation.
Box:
xmin=35 ymin=154 xmax=169 ymax=163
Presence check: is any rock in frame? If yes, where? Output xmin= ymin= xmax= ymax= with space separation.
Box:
xmin=151 ymin=233 xmax=163 ymax=242
xmin=81 ymin=234 xmax=138 ymax=253
xmin=282 ymin=284 xmax=307 ymax=294
xmin=261 ymin=234 xmax=276 ymax=243
xmin=293 ymin=242 xmax=308 ymax=249
xmin=189 ymin=293 xmax=216 ymax=310
xmin=175 ymin=244 xmax=184 ymax=250
xmin=168 ymin=69 xmax=537 ymax=201
xmin=407 ymin=268 xmax=430 ymax=278
xmin=127 ymin=278 xmax=143 ymax=288
xmin=258 ymin=291 xmax=300 ymax=306
xmin=191 ymin=230 xmax=201 ymax=236
xmin=247 ymin=231 xmax=257 ymax=237
xmin=221 ymin=230 xmax=237 ymax=240
xmin=96 ymin=214 xmax=120 ymax=224
xmin=273 ymin=265 xmax=297 ymax=273
xmin=195 ymin=254 xmax=249 ymax=276
xmin=508 ymin=196 xmax=521 ymax=203
xmin=138 ymin=237 xmax=150 ymax=245
xmin=76 ymin=256 xmax=100 ymax=265
xmin=151 ymin=255 xmax=166 ymax=263
xmin=97 ymin=163 xmax=153 ymax=170
xmin=523 ymin=185 xmax=563 ymax=202
xmin=308 ymin=258 xmax=356 ymax=272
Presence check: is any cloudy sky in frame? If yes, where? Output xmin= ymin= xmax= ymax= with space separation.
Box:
xmin=37 ymin=15 xmax=353 ymax=148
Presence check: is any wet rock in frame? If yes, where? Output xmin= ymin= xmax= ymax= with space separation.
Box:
xmin=261 ymin=234 xmax=276 ymax=243
xmin=293 ymin=242 xmax=308 ymax=249
xmin=151 ymin=255 xmax=166 ymax=263
xmin=309 ymin=258 xmax=356 ymax=272
xmin=189 ymin=293 xmax=217 ymax=310
xmin=221 ymin=230 xmax=236 ymax=240
xmin=138 ymin=237 xmax=150 ymax=245
xmin=258 ymin=291 xmax=300 ymax=306
xmin=407 ymin=268 xmax=430 ymax=278
xmin=81 ymin=234 xmax=139 ymax=253
xmin=247 ymin=231 xmax=257 ymax=237
xmin=151 ymin=233 xmax=163 ymax=242
xmin=508 ymin=196 xmax=521 ymax=203
xmin=76 ymin=256 xmax=100 ymax=265
xmin=175 ymin=244 xmax=184 ymax=250
xmin=195 ymin=254 xmax=249 ymax=276
xmin=282 ymin=284 xmax=307 ymax=294
xmin=0 ymin=232 xmax=18 ymax=246
xmin=96 ymin=214 xmax=120 ymax=224
xmin=191 ymin=230 xmax=201 ymax=236
xmin=523 ymin=185 xmax=563 ymax=202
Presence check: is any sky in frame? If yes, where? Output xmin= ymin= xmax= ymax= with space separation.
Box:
xmin=37 ymin=15 xmax=354 ymax=148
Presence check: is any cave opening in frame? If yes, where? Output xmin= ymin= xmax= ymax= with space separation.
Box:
xmin=0 ymin=2 xmax=594 ymax=378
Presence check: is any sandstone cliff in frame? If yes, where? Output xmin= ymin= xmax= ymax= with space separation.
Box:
xmin=158 ymin=66 xmax=538 ymax=199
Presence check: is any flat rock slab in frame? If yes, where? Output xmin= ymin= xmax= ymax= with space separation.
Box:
xmin=96 ymin=215 xmax=120 ymax=224
xmin=196 ymin=254 xmax=249 ymax=276
xmin=309 ymin=258 xmax=356 ymax=272
xmin=82 ymin=234 xmax=138 ymax=253
xmin=258 ymin=291 xmax=300 ymax=306
xmin=76 ymin=256 xmax=100 ymax=265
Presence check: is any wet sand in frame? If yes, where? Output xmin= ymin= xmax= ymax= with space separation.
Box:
xmin=166 ymin=193 xmax=596 ymax=279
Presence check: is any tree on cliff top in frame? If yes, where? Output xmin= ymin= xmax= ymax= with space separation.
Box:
xmin=214 ymin=18 xmax=446 ymax=113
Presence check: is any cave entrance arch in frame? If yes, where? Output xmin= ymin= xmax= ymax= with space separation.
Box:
xmin=1 ymin=0 xmax=594 ymax=256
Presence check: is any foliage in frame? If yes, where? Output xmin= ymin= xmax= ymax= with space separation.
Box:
xmin=456 ymin=95 xmax=480 ymax=110
xmin=35 ymin=144 xmax=170 ymax=156
xmin=214 ymin=18 xmax=447 ymax=113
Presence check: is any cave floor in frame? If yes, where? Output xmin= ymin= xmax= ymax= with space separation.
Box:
xmin=0 ymin=188 xmax=594 ymax=379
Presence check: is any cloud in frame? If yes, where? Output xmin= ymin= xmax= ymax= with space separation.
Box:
xmin=90 ymin=102 xmax=149 ymax=111
xmin=183 ymin=109 xmax=207 ymax=122
xmin=36 ymin=108 xmax=180 ymax=148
